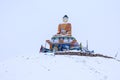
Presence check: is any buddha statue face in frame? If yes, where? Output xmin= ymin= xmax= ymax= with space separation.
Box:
xmin=63 ymin=17 xmax=68 ymax=23
xmin=63 ymin=15 xmax=69 ymax=23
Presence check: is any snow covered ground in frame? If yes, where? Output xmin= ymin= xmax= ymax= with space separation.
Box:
xmin=0 ymin=53 xmax=120 ymax=80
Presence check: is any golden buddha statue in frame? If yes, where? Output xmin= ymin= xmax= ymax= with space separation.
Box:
xmin=57 ymin=15 xmax=72 ymax=36
xmin=45 ymin=15 xmax=79 ymax=51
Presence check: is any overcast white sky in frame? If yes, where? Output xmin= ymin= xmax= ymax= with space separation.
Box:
xmin=0 ymin=0 xmax=120 ymax=61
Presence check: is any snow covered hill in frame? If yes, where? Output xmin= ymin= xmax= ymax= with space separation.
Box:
xmin=0 ymin=53 xmax=120 ymax=80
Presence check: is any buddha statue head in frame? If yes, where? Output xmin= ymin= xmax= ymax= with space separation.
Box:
xmin=63 ymin=15 xmax=69 ymax=23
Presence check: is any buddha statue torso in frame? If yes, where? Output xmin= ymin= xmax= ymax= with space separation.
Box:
xmin=57 ymin=23 xmax=72 ymax=36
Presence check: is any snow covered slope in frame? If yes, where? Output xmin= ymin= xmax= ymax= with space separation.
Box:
xmin=0 ymin=53 xmax=120 ymax=80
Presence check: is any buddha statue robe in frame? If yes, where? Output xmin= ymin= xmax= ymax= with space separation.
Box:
xmin=57 ymin=23 xmax=72 ymax=36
